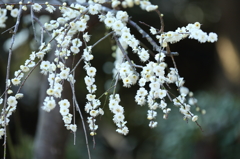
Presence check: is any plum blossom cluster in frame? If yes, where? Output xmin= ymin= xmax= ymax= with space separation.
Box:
xmin=39 ymin=57 xmax=77 ymax=132
xmin=39 ymin=58 xmax=77 ymax=132
xmin=109 ymin=94 xmax=129 ymax=135
xmin=0 ymin=94 xmax=23 ymax=139
xmin=59 ymin=99 xmax=77 ymax=132
xmin=84 ymin=62 xmax=104 ymax=136
xmin=0 ymin=5 xmax=19 ymax=28
xmin=0 ymin=0 xmax=217 ymax=142
xmin=154 ymin=22 xmax=218 ymax=47
xmin=134 ymin=54 xmax=199 ymax=127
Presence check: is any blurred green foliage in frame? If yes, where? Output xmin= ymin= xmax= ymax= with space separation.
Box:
xmin=62 ymin=92 xmax=240 ymax=159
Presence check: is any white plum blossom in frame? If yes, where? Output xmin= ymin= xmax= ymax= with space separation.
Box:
xmin=45 ymin=4 xmax=56 ymax=13
xmin=7 ymin=96 xmax=17 ymax=106
xmin=59 ymin=99 xmax=70 ymax=108
xmin=69 ymin=124 xmax=77 ymax=132
xmin=10 ymin=8 xmax=18 ymax=18
xmin=32 ymin=3 xmax=42 ymax=12
xmin=0 ymin=0 xmax=218 ymax=139
xmin=192 ymin=115 xmax=198 ymax=122
xmin=42 ymin=97 xmax=56 ymax=112
xmin=86 ymin=67 xmax=97 ymax=77
xmin=208 ymin=32 xmax=218 ymax=43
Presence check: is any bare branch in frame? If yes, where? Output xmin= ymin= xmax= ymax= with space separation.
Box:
xmin=3 ymin=4 xmax=23 ymax=159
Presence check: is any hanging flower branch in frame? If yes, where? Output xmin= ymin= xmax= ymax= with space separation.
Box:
xmin=0 ymin=0 xmax=217 ymax=158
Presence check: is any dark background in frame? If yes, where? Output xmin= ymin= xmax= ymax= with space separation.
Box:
xmin=0 ymin=0 xmax=240 ymax=158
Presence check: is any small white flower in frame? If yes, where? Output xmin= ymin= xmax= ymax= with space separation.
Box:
xmin=86 ymin=94 xmax=96 ymax=101
xmin=20 ymin=65 xmax=29 ymax=72
xmin=42 ymin=97 xmax=56 ymax=112
xmin=121 ymin=32 xmax=131 ymax=42
xmin=173 ymin=96 xmax=185 ymax=106
xmin=138 ymin=78 xmax=146 ymax=87
xmin=112 ymin=0 xmax=120 ymax=8
xmin=149 ymin=121 xmax=158 ymax=128
xmin=90 ymin=110 xmax=99 ymax=117
xmin=139 ymin=50 xmax=150 ymax=62
xmin=104 ymin=17 xmax=115 ymax=27
xmin=83 ymin=32 xmax=91 ymax=42
xmin=76 ymin=20 xmax=87 ymax=32
xmin=89 ymin=124 xmax=98 ymax=131
xmin=45 ymin=4 xmax=56 ymax=13
xmin=10 ymin=8 xmax=19 ymax=18
xmin=7 ymin=96 xmax=17 ymax=106
xmin=150 ymin=27 xmax=157 ymax=35
xmin=6 ymin=5 xmax=13 ymax=10
xmin=46 ymin=88 xmax=54 ymax=96
xmin=72 ymin=38 xmax=82 ymax=47
xmin=123 ymin=76 xmax=132 ymax=87
xmin=7 ymin=90 xmax=13 ymax=94
xmin=60 ymin=107 xmax=69 ymax=116
xmin=147 ymin=110 xmax=157 ymax=120
xmin=121 ymin=126 xmax=129 ymax=135
xmin=11 ymin=78 xmax=21 ymax=86
xmin=88 ymin=4 xmax=100 ymax=15
xmin=188 ymin=98 xmax=198 ymax=105
xmin=179 ymin=86 xmax=189 ymax=96
xmin=69 ymin=124 xmax=77 ymax=132
xmin=63 ymin=114 xmax=72 ymax=124
xmin=0 ymin=128 xmax=5 ymax=139
xmin=192 ymin=115 xmax=198 ymax=122
xmin=25 ymin=60 xmax=35 ymax=67
xmin=84 ymin=76 xmax=95 ymax=86
xmin=70 ymin=45 xmax=80 ymax=54
xmin=15 ymin=93 xmax=24 ymax=99
xmin=98 ymin=108 xmax=104 ymax=115
xmin=59 ymin=69 xmax=70 ymax=79
xmin=113 ymin=113 xmax=125 ymax=123
xmin=159 ymin=100 xmax=167 ymax=109
xmin=146 ymin=5 xmax=158 ymax=12
xmin=0 ymin=98 xmax=3 ymax=104
xmin=36 ymin=51 xmax=46 ymax=59
xmin=112 ymin=105 xmax=124 ymax=114
xmin=76 ymin=0 xmax=86 ymax=3
xmin=208 ymin=32 xmax=218 ymax=43
xmin=194 ymin=22 xmax=201 ymax=29
xmin=149 ymin=81 xmax=160 ymax=91
xmin=112 ymin=20 xmax=124 ymax=32
xmin=136 ymin=87 xmax=148 ymax=97
xmin=197 ymin=31 xmax=208 ymax=43
xmin=22 ymin=5 xmax=27 ymax=11
xmin=32 ymin=3 xmax=42 ymax=12
xmin=86 ymin=67 xmax=96 ymax=77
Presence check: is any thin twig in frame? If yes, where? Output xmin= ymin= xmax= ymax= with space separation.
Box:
xmin=112 ymin=72 xmax=120 ymax=96
xmin=113 ymin=34 xmax=137 ymax=72
xmin=92 ymin=31 xmax=114 ymax=48
xmin=70 ymin=57 xmax=84 ymax=74
xmin=155 ymin=10 xmax=164 ymax=33
xmin=167 ymin=90 xmax=203 ymax=132
xmin=30 ymin=5 xmax=38 ymax=43
xmin=71 ymin=55 xmax=77 ymax=145
xmin=1 ymin=26 xmax=15 ymax=35
xmin=70 ymin=83 xmax=92 ymax=159
xmin=33 ymin=16 xmax=52 ymax=38
xmin=3 ymin=4 xmax=23 ymax=159
xmin=16 ymin=60 xmax=42 ymax=94
xmin=129 ymin=20 xmax=161 ymax=52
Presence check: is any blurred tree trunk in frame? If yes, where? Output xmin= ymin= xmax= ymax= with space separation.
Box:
xmin=31 ymin=1 xmax=79 ymax=158
xmin=215 ymin=0 xmax=240 ymax=92
xmin=33 ymin=54 xmax=70 ymax=159
xmin=31 ymin=1 xmax=99 ymax=157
